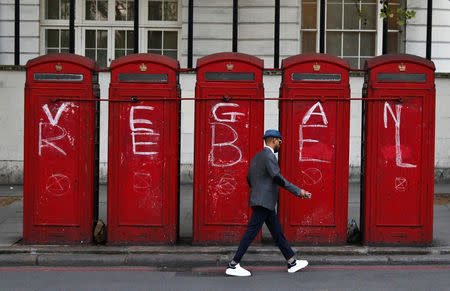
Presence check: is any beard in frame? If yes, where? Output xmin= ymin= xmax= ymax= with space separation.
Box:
xmin=274 ymin=145 xmax=280 ymax=153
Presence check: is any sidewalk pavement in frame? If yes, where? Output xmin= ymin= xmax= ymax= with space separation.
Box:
xmin=0 ymin=184 xmax=449 ymax=267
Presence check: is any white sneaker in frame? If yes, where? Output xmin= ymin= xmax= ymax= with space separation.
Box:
xmin=287 ymin=259 xmax=308 ymax=273
xmin=225 ymin=263 xmax=252 ymax=277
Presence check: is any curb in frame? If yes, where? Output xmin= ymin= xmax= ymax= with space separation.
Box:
xmin=1 ymin=246 xmax=450 ymax=267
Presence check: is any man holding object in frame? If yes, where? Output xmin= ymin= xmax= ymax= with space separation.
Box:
xmin=226 ymin=129 xmax=311 ymax=277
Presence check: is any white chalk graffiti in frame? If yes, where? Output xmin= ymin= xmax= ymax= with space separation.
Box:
xmin=38 ymin=103 xmax=69 ymax=156
xmin=210 ymin=103 xmax=244 ymax=167
xmin=130 ymin=106 xmax=160 ymax=155
xmin=133 ymin=172 xmax=152 ymax=193
xmin=45 ymin=173 xmax=71 ymax=196
xmin=383 ymin=102 xmax=416 ymax=168
xmin=299 ymin=102 xmax=330 ymax=163
xmin=301 ymin=168 xmax=323 ymax=185
xmin=210 ymin=123 xmax=242 ymax=167
xmin=394 ymin=177 xmax=407 ymax=192
xmin=216 ymin=174 xmax=237 ymax=196
xmin=212 ymin=103 xmax=245 ymax=123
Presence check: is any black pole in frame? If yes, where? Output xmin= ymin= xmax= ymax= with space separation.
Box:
xmin=69 ymin=0 xmax=75 ymax=53
xmin=319 ymin=0 xmax=325 ymax=53
xmin=14 ymin=0 xmax=19 ymax=65
xmin=188 ymin=0 xmax=193 ymax=68
xmin=382 ymin=0 xmax=388 ymax=54
xmin=134 ymin=0 xmax=139 ymax=53
xmin=426 ymin=0 xmax=432 ymax=60
xmin=232 ymin=0 xmax=238 ymax=52
xmin=274 ymin=0 xmax=280 ymax=68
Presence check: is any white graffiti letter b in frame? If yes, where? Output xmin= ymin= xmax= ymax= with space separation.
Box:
xmin=210 ymin=123 xmax=242 ymax=167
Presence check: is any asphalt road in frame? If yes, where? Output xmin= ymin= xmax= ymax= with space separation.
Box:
xmin=1 ymin=265 xmax=449 ymax=291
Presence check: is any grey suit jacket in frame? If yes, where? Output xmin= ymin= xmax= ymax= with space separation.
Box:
xmin=247 ymin=147 xmax=302 ymax=211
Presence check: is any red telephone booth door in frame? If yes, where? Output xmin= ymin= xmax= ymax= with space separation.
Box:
xmin=193 ymin=53 xmax=264 ymax=244
xmin=108 ymin=54 xmax=179 ymax=244
xmin=23 ymin=53 xmax=99 ymax=244
xmin=361 ymin=54 xmax=436 ymax=245
xmin=278 ymin=54 xmax=350 ymax=244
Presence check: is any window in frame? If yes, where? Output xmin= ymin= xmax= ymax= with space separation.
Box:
xmin=46 ymin=0 xmax=69 ymax=19
xmin=85 ymin=0 xmax=108 ymax=21
xmin=148 ymin=0 xmax=178 ymax=21
xmin=148 ymin=30 xmax=177 ymax=59
xmin=45 ymin=29 xmax=69 ymax=54
xmin=85 ymin=30 xmax=108 ymax=66
xmin=116 ymin=0 xmax=134 ymax=21
xmin=115 ymin=30 xmax=135 ymax=58
xmin=40 ymin=0 xmax=181 ymax=66
xmin=300 ymin=0 xmax=404 ymax=68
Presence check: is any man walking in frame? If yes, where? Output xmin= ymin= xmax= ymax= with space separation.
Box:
xmin=226 ymin=129 xmax=311 ymax=277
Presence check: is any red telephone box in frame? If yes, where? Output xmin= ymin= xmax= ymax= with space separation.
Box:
xmin=361 ymin=54 xmax=436 ymax=245
xmin=278 ymin=53 xmax=350 ymax=244
xmin=193 ymin=52 xmax=264 ymax=244
xmin=108 ymin=54 xmax=179 ymax=244
xmin=24 ymin=53 xmax=99 ymax=244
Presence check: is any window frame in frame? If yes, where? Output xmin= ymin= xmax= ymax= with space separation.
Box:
xmin=299 ymin=0 xmax=405 ymax=68
xmin=40 ymin=0 xmax=182 ymax=66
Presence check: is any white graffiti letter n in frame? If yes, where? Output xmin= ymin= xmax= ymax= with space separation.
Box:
xmin=383 ymin=102 xmax=416 ymax=168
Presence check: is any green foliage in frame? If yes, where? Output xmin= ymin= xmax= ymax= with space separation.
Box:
xmin=353 ymin=0 xmax=416 ymax=27
xmin=379 ymin=0 xmax=416 ymax=26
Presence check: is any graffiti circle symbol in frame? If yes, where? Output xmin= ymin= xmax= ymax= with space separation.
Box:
xmin=46 ymin=174 xmax=71 ymax=196
xmin=395 ymin=177 xmax=407 ymax=192
xmin=133 ymin=172 xmax=152 ymax=193
xmin=216 ymin=174 xmax=237 ymax=196
xmin=301 ymin=168 xmax=323 ymax=185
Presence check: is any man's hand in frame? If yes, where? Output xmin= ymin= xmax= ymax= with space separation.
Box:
xmin=299 ymin=189 xmax=311 ymax=199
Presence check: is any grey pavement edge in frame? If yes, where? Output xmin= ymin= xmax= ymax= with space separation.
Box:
xmin=1 ymin=184 xmax=450 ymax=267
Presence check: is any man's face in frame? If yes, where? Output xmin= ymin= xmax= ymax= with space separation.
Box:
xmin=273 ymin=138 xmax=282 ymax=153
